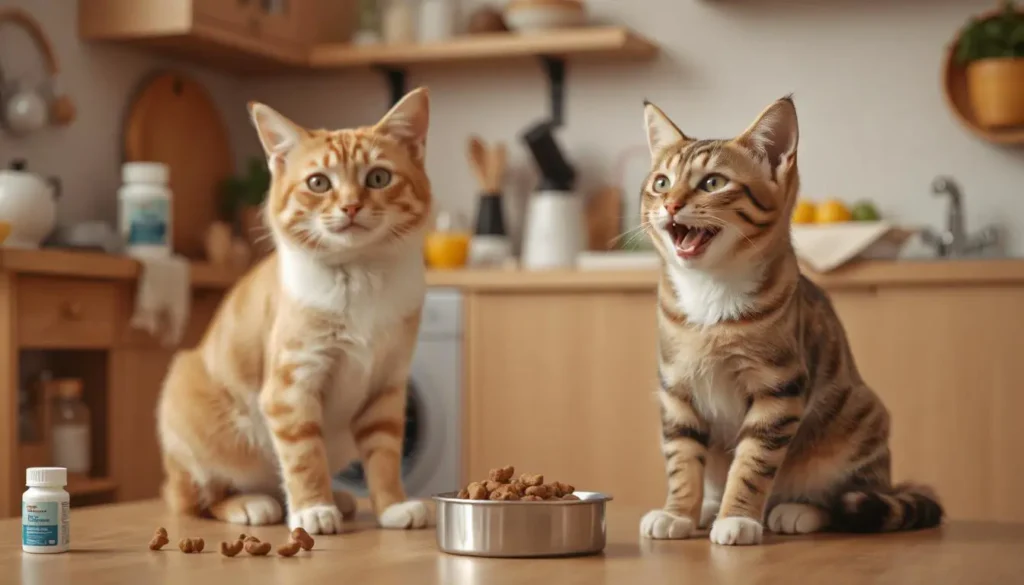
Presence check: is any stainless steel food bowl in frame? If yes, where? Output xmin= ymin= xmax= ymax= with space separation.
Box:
xmin=433 ymin=491 xmax=613 ymax=558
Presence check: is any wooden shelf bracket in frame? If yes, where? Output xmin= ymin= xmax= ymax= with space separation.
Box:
xmin=540 ymin=56 xmax=566 ymax=127
xmin=377 ymin=66 xmax=407 ymax=107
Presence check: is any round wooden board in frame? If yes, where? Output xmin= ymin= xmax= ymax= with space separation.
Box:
xmin=124 ymin=71 xmax=234 ymax=259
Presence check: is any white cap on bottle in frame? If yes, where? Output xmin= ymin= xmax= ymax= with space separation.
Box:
xmin=26 ymin=467 xmax=67 ymax=488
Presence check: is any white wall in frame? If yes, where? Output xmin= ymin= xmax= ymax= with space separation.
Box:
xmin=0 ymin=0 xmax=249 ymax=228
xmin=242 ymin=0 xmax=1024 ymax=255
xmin=4 ymin=1 xmax=1022 ymax=255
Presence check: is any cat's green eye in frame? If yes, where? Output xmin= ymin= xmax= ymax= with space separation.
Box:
xmin=365 ymin=167 xmax=393 ymax=189
xmin=698 ymin=174 xmax=728 ymax=192
xmin=652 ymin=174 xmax=672 ymax=194
xmin=306 ymin=173 xmax=332 ymax=193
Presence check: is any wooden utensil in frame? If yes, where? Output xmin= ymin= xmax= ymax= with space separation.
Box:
xmin=586 ymin=186 xmax=621 ymax=251
xmin=123 ymin=71 xmax=234 ymax=260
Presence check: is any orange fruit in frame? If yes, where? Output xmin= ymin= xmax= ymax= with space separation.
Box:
xmin=815 ymin=199 xmax=852 ymax=223
xmin=791 ymin=200 xmax=816 ymax=224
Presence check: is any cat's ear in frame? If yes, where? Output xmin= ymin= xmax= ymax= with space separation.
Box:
xmin=376 ymin=87 xmax=430 ymax=153
xmin=735 ymin=95 xmax=799 ymax=172
xmin=643 ymin=100 xmax=688 ymax=158
xmin=248 ymin=102 xmax=305 ymax=165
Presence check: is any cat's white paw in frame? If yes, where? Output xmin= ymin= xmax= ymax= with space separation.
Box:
xmin=379 ymin=500 xmax=433 ymax=529
xmin=699 ymin=500 xmax=720 ymax=529
xmin=710 ymin=516 xmax=763 ymax=546
xmin=289 ymin=504 xmax=344 ymax=534
xmin=639 ymin=509 xmax=697 ymax=539
xmin=224 ymin=495 xmax=283 ymax=526
xmin=767 ymin=503 xmax=828 ymax=535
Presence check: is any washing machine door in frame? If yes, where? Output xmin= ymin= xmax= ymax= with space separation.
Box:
xmin=332 ymin=376 xmax=441 ymax=498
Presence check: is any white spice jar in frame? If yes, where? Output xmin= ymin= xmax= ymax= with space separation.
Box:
xmin=383 ymin=0 xmax=418 ymax=44
xmin=419 ymin=0 xmax=456 ymax=42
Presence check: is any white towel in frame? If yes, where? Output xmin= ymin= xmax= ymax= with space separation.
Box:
xmin=130 ymin=255 xmax=191 ymax=347
xmin=791 ymin=223 xmax=913 ymax=273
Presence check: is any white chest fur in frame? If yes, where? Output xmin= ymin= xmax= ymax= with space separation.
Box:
xmin=666 ymin=265 xmax=761 ymax=326
xmin=278 ymin=243 xmax=426 ymax=343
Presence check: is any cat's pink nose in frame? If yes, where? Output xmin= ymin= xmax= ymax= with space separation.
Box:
xmin=665 ymin=202 xmax=682 ymax=216
xmin=341 ymin=203 xmax=362 ymax=218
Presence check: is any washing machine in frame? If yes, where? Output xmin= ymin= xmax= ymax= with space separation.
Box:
xmin=333 ymin=288 xmax=462 ymax=498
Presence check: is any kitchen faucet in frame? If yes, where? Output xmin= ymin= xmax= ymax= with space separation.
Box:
xmin=919 ymin=176 xmax=1000 ymax=258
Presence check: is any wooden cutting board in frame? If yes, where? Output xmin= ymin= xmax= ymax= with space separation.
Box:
xmin=124 ymin=71 xmax=234 ymax=260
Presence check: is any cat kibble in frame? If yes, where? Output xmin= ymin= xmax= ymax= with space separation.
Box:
xmin=466 ymin=482 xmax=488 ymax=500
xmin=277 ymin=541 xmax=302 ymax=557
xmin=192 ymin=538 xmax=205 ymax=552
xmin=519 ymin=473 xmax=544 ymax=487
xmin=244 ymin=540 xmax=272 ymax=556
xmin=178 ymin=538 xmax=197 ymax=554
xmin=243 ymin=535 xmax=261 ymax=544
xmin=148 ymin=528 xmax=169 ymax=550
xmin=488 ymin=466 xmax=515 ymax=483
xmin=290 ymin=527 xmax=315 ymax=551
xmin=220 ymin=540 xmax=244 ymax=557
xmin=457 ymin=467 xmax=577 ymax=501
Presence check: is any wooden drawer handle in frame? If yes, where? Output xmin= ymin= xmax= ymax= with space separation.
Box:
xmin=61 ymin=301 xmax=83 ymax=320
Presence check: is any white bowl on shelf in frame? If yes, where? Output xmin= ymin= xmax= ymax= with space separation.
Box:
xmin=504 ymin=0 xmax=586 ymax=33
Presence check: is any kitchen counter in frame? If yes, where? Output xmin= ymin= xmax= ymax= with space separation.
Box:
xmin=9 ymin=248 xmax=1023 ymax=292
xmin=427 ymin=258 xmax=1024 ymax=291
xmin=5 ymin=500 xmax=1022 ymax=584
xmin=0 ymin=248 xmax=244 ymax=289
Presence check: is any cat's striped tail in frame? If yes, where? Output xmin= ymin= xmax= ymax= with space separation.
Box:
xmin=830 ymin=483 xmax=944 ymax=533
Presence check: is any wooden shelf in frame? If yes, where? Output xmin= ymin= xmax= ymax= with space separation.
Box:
xmin=66 ymin=475 xmax=118 ymax=497
xmin=309 ymin=27 xmax=659 ymax=69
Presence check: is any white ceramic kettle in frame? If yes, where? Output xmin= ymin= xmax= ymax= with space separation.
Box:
xmin=0 ymin=159 xmax=59 ymax=247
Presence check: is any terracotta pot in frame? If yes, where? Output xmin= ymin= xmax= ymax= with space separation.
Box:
xmin=238 ymin=205 xmax=273 ymax=259
xmin=966 ymin=57 xmax=1024 ymax=128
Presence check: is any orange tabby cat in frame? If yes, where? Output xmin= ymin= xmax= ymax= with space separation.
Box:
xmin=638 ymin=96 xmax=942 ymax=546
xmin=156 ymin=88 xmax=433 ymax=534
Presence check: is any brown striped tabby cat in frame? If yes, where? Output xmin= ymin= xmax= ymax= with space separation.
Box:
xmin=638 ymin=96 xmax=943 ymax=545
xmin=156 ymin=88 xmax=434 ymax=535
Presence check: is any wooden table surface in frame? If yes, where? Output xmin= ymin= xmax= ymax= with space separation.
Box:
xmin=4 ymin=500 xmax=1023 ymax=585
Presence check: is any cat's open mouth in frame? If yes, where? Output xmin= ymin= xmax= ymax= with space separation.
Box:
xmin=668 ymin=222 xmax=720 ymax=259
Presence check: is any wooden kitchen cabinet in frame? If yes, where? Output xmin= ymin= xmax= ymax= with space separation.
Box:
xmin=0 ymin=249 xmax=236 ymax=517
xmin=463 ymin=290 xmax=666 ymax=510
xmin=78 ymin=0 xmax=354 ymax=71
xmin=442 ymin=261 xmax=1024 ymax=523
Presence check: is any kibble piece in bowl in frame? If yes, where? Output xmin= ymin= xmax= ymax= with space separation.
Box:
xmin=455 ymin=467 xmax=577 ymax=501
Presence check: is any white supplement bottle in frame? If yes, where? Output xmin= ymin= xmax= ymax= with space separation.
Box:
xmin=22 ymin=467 xmax=70 ymax=553
xmin=118 ymin=161 xmax=172 ymax=258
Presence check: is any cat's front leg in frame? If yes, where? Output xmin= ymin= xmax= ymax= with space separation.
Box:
xmin=260 ymin=343 xmax=342 ymax=535
xmin=711 ymin=374 xmax=806 ymax=546
xmin=640 ymin=385 xmax=709 ymax=540
xmin=352 ymin=382 xmax=433 ymax=530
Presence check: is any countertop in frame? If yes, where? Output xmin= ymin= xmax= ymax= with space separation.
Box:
xmin=4 ymin=500 xmax=1022 ymax=584
xmin=4 ymin=248 xmax=1024 ymax=293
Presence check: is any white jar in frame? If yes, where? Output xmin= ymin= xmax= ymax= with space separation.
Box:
xmin=383 ymin=0 xmax=417 ymax=44
xmin=118 ymin=162 xmax=172 ymax=258
xmin=419 ymin=0 xmax=455 ymax=42
xmin=22 ymin=467 xmax=70 ymax=554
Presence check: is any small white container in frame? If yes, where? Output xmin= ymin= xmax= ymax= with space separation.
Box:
xmin=22 ymin=467 xmax=70 ymax=554
xmin=119 ymin=162 xmax=171 ymax=258
xmin=520 ymin=190 xmax=585 ymax=270
xmin=419 ymin=0 xmax=456 ymax=42
xmin=383 ymin=0 xmax=417 ymax=44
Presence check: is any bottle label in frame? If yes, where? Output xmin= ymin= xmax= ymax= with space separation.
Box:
xmin=125 ymin=198 xmax=169 ymax=246
xmin=22 ymin=500 xmax=69 ymax=547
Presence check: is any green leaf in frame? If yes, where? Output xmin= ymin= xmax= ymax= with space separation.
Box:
xmin=955 ymin=3 xmax=1024 ymax=64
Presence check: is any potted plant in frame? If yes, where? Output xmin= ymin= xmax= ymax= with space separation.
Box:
xmin=219 ymin=157 xmax=272 ymax=258
xmin=954 ymin=1 xmax=1024 ymax=128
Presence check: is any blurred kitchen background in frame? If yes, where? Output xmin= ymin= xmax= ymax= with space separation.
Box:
xmin=0 ymin=0 xmax=1021 ymax=528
